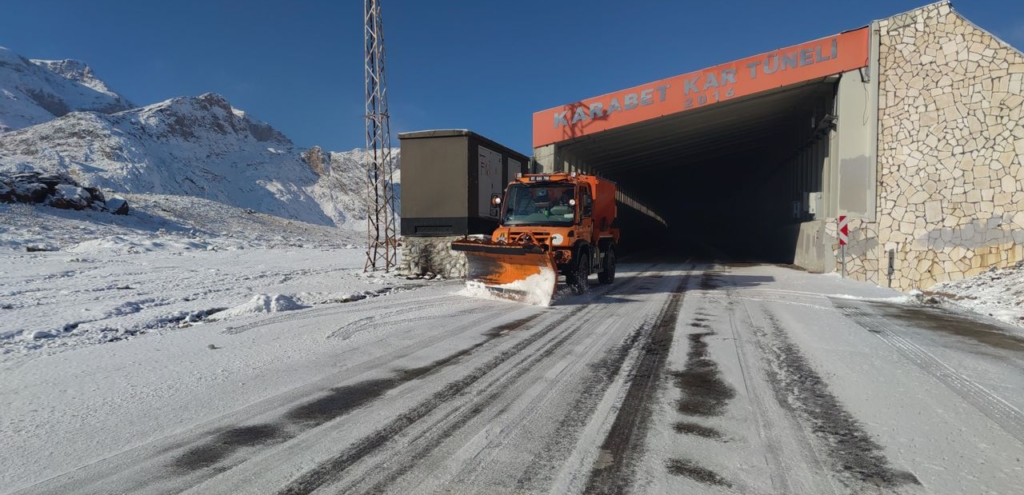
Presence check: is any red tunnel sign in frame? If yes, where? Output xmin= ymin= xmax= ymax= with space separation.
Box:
xmin=532 ymin=27 xmax=870 ymax=148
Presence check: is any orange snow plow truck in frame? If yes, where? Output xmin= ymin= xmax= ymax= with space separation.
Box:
xmin=451 ymin=172 xmax=619 ymax=305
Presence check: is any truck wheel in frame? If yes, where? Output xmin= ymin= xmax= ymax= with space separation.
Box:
xmin=571 ymin=253 xmax=590 ymax=294
xmin=599 ymin=249 xmax=615 ymax=284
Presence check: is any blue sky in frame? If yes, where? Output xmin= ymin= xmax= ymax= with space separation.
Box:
xmin=2 ymin=0 xmax=1021 ymax=155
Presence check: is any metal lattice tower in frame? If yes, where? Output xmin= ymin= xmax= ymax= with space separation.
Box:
xmin=363 ymin=0 xmax=398 ymax=272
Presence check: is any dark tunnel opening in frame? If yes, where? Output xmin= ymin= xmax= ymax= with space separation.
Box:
xmin=566 ymin=79 xmax=839 ymax=264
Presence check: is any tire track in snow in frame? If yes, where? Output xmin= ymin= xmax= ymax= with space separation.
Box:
xmin=275 ymin=307 xmax=589 ymax=495
xmin=728 ymin=281 xmax=824 ymax=495
xmin=671 ymin=272 xmax=735 ymax=419
xmin=363 ymin=267 xmax=671 ymax=494
xmin=835 ymin=301 xmax=1024 ymax=446
xmin=275 ymin=264 xmax=664 ymax=495
xmin=582 ymin=267 xmax=693 ymax=495
xmin=513 ymin=318 xmax=650 ymax=491
xmin=661 ymin=270 xmax=737 ymax=489
xmin=665 ymin=458 xmax=731 ymax=487
xmin=221 ymin=289 xmax=447 ymax=335
xmin=348 ymin=307 xmax=608 ymax=495
xmin=170 ymin=314 xmax=548 ymax=474
xmin=22 ymin=266 xmax=659 ymax=495
xmin=761 ymin=311 xmax=920 ymax=490
xmin=18 ymin=304 xmax=544 ymax=495
xmin=326 ymin=301 xmax=481 ymax=340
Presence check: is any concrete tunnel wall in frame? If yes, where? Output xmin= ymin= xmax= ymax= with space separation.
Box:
xmin=835 ymin=2 xmax=1024 ymax=291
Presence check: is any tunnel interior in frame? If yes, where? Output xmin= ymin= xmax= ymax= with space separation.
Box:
xmin=560 ymin=78 xmax=840 ymax=263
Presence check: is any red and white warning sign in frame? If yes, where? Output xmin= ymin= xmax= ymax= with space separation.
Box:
xmin=838 ymin=215 xmax=849 ymax=245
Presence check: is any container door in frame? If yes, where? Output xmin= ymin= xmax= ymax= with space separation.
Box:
xmin=507 ymin=157 xmax=522 ymax=185
xmin=478 ymin=146 xmax=503 ymax=218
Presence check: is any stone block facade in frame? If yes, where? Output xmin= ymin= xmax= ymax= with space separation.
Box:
xmin=837 ymin=1 xmax=1024 ymax=290
xmin=400 ymin=236 xmax=469 ymax=278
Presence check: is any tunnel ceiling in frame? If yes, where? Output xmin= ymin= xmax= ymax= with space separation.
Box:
xmin=559 ymin=78 xmax=838 ymax=191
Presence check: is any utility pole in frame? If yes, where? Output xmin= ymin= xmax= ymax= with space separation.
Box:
xmin=363 ymin=0 xmax=398 ymax=272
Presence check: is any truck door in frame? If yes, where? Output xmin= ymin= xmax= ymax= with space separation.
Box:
xmin=580 ymin=186 xmax=594 ymax=241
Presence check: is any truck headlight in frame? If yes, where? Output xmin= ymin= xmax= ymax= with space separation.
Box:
xmin=551 ymin=234 xmax=564 ymax=246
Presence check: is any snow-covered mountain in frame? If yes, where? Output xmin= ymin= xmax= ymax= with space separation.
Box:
xmin=0 ymin=46 xmax=133 ymax=133
xmin=0 ymin=92 xmax=399 ymax=227
xmin=0 ymin=46 xmax=399 ymax=231
xmin=30 ymin=59 xmax=123 ymax=97
xmin=310 ymin=148 xmax=401 ymax=225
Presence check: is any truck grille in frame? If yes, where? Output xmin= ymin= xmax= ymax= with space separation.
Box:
xmin=510 ymin=231 xmax=551 ymax=245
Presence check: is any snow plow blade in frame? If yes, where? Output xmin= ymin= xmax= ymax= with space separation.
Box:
xmin=451 ymin=239 xmax=558 ymax=306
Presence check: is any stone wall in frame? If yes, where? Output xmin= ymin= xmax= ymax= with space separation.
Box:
xmin=400 ymin=236 xmax=468 ymax=278
xmin=838 ymin=1 xmax=1024 ymax=291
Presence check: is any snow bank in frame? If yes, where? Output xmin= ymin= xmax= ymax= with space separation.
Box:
xmin=829 ymin=262 xmax=1024 ymax=330
xmin=928 ymin=261 xmax=1024 ymax=328
xmin=458 ymin=269 xmax=557 ymax=307
xmin=67 ymin=235 xmax=211 ymax=254
xmin=827 ymin=293 xmax=922 ymax=305
xmin=209 ymin=294 xmax=306 ymax=320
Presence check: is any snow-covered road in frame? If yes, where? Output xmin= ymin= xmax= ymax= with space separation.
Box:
xmin=3 ymin=259 xmax=1023 ymax=494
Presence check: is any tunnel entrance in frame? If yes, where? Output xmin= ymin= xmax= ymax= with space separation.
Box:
xmin=531 ymin=27 xmax=873 ymax=268
xmin=560 ymin=79 xmax=839 ymax=263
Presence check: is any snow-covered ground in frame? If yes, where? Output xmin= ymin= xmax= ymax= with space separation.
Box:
xmin=3 ymin=255 xmax=1023 ymax=494
xmin=3 ymin=155 xmax=1022 ymax=495
xmin=927 ymin=262 xmax=1024 ymax=328
xmin=0 ymin=199 xmax=412 ymax=362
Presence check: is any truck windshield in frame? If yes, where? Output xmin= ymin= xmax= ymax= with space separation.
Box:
xmin=502 ymin=183 xmax=576 ymax=226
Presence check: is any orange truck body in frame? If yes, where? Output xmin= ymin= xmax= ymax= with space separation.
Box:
xmin=452 ymin=172 xmax=619 ymax=305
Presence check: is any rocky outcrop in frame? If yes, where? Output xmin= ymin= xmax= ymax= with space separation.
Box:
xmin=0 ymin=171 xmax=127 ymax=214
xmin=401 ymin=236 xmax=468 ymax=278
xmin=147 ymin=93 xmax=292 ymax=146
xmin=302 ymin=146 xmax=330 ymax=176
